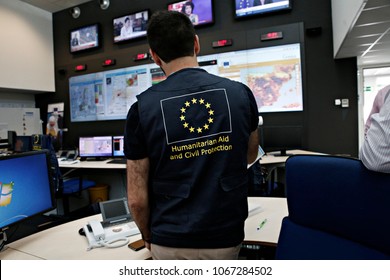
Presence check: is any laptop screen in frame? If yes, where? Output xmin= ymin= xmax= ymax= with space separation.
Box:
xmin=79 ymin=136 xmax=112 ymax=158
xmin=112 ymin=135 xmax=125 ymax=157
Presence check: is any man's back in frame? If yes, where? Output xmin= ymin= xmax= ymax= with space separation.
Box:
xmin=135 ymin=68 xmax=258 ymax=248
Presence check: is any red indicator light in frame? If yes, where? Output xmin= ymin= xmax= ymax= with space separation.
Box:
xmin=212 ymin=39 xmax=233 ymax=48
xmin=75 ymin=64 xmax=86 ymax=71
xmin=134 ymin=53 xmax=149 ymax=61
xmin=102 ymin=59 xmax=116 ymax=66
xmin=260 ymin=31 xmax=283 ymax=41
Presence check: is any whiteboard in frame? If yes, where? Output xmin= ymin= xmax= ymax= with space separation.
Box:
xmin=0 ymin=108 xmax=42 ymax=140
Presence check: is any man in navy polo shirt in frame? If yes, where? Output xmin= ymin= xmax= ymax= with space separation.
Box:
xmin=124 ymin=10 xmax=259 ymax=260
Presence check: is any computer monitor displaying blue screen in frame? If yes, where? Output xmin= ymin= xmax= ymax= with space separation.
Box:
xmin=112 ymin=136 xmax=125 ymax=157
xmin=0 ymin=150 xmax=56 ymax=230
xmin=79 ymin=136 xmax=113 ymax=159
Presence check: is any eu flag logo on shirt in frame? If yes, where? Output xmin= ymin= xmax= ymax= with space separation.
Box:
xmin=161 ymin=88 xmax=232 ymax=145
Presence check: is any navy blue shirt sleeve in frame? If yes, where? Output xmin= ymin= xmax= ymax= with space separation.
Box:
xmin=245 ymin=85 xmax=259 ymax=132
xmin=124 ymin=101 xmax=148 ymax=160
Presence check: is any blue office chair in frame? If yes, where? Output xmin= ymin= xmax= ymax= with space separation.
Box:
xmin=275 ymin=154 xmax=390 ymax=260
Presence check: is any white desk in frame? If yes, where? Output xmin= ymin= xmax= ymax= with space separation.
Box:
xmin=1 ymin=215 xmax=151 ymax=260
xmin=260 ymin=149 xmax=324 ymax=165
xmin=0 ymin=197 xmax=287 ymax=260
xmin=59 ymin=159 xmax=126 ymax=169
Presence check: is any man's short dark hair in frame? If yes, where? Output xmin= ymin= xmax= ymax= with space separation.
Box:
xmin=147 ymin=10 xmax=196 ymax=63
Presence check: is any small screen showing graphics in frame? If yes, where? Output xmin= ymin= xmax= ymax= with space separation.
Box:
xmin=113 ymin=10 xmax=149 ymax=43
xmin=234 ymin=0 xmax=291 ymax=19
xmin=79 ymin=136 xmax=113 ymax=158
xmin=167 ymin=0 xmax=214 ymax=27
xmin=0 ymin=151 xmax=55 ymax=230
xmin=112 ymin=136 xmax=125 ymax=157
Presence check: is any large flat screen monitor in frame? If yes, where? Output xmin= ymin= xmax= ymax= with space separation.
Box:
xmin=79 ymin=136 xmax=113 ymax=160
xmin=198 ymin=43 xmax=303 ymax=113
xmin=234 ymin=0 xmax=292 ymax=19
xmin=167 ymin=0 xmax=214 ymax=27
xmin=69 ymin=43 xmax=303 ymax=121
xmin=113 ymin=9 xmax=149 ymax=43
xmin=70 ymin=23 xmax=100 ymax=53
xmin=0 ymin=150 xmax=56 ymax=231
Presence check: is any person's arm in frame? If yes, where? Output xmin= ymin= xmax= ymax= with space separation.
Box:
xmin=247 ymin=128 xmax=259 ymax=164
xmin=126 ymin=157 xmax=152 ymax=249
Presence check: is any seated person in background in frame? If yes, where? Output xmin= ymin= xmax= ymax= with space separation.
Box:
xmin=360 ymin=85 xmax=390 ymax=173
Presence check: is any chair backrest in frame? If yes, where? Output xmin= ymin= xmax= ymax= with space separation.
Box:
xmin=275 ymin=154 xmax=390 ymax=260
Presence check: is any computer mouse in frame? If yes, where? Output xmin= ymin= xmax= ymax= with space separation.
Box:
xmin=78 ymin=227 xmax=85 ymax=236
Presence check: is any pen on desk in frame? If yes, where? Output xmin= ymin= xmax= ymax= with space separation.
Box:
xmin=257 ymin=218 xmax=267 ymax=230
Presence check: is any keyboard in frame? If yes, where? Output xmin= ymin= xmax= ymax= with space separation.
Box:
xmin=107 ymin=158 xmax=126 ymax=164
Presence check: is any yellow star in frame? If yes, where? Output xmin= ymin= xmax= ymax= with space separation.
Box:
xmin=191 ymin=98 xmax=197 ymax=104
xmin=208 ymin=117 xmax=214 ymax=123
xmin=183 ymin=122 xmax=189 ymax=128
xmin=197 ymin=127 xmax=202 ymax=133
xmin=180 ymin=115 xmax=185 ymax=121
xmin=185 ymin=101 xmax=191 ymax=107
xmin=189 ymin=127 xmax=195 ymax=133
xmin=203 ymin=124 xmax=209 ymax=130
xmin=180 ymin=107 xmax=186 ymax=113
xmin=205 ymin=103 xmax=211 ymax=109
xmin=199 ymin=98 xmax=205 ymax=104
xmin=209 ymin=109 xmax=214 ymax=115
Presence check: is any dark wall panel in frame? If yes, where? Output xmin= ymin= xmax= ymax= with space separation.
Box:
xmin=35 ymin=0 xmax=358 ymax=156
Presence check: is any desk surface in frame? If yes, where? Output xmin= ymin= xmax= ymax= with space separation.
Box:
xmin=260 ymin=149 xmax=323 ymax=165
xmin=60 ymin=150 xmax=321 ymax=169
xmin=59 ymin=159 xmax=126 ymax=169
xmin=0 ymin=197 xmax=287 ymax=260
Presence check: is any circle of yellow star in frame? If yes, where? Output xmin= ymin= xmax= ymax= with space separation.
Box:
xmin=179 ymin=97 xmax=214 ymax=134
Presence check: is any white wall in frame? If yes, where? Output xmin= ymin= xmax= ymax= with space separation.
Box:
xmin=0 ymin=0 xmax=55 ymax=92
xmin=331 ymin=0 xmax=366 ymax=58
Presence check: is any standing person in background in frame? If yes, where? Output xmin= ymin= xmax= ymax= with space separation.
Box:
xmin=124 ymin=10 xmax=259 ymax=260
xmin=360 ymin=85 xmax=390 ymax=173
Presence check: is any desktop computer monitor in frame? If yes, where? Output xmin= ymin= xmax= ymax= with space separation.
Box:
xmin=260 ymin=125 xmax=303 ymax=156
xmin=79 ymin=136 xmax=113 ymax=160
xmin=0 ymin=150 xmax=56 ymax=234
xmin=112 ymin=136 xmax=125 ymax=157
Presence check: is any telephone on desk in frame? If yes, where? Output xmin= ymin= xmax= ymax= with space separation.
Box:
xmin=83 ymin=220 xmax=131 ymax=251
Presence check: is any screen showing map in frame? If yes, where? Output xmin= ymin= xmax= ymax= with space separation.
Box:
xmin=69 ymin=43 xmax=303 ymax=122
xmin=198 ymin=43 xmax=303 ymax=113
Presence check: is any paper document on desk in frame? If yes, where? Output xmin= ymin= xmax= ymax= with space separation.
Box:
xmin=248 ymin=201 xmax=263 ymax=216
xmin=59 ymin=159 xmax=80 ymax=165
xmin=247 ymin=145 xmax=265 ymax=169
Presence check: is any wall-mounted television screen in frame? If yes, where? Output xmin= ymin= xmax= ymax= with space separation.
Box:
xmin=113 ymin=10 xmax=149 ymax=43
xmin=70 ymin=23 xmax=100 ymax=53
xmin=167 ymin=0 xmax=214 ymax=27
xmin=234 ymin=0 xmax=292 ymax=19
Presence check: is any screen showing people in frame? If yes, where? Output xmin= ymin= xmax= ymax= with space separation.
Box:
xmin=69 ymin=43 xmax=303 ymax=122
xmin=70 ymin=24 xmax=99 ymax=53
xmin=235 ymin=0 xmax=291 ymax=18
xmin=167 ymin=0 xmax=214 ymax=26
xmin=113 ymin=10 xmax=149 ymax=43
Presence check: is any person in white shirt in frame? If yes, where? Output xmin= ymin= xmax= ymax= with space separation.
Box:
xmin=120 ymin=17 xmax=133 ymax=39
xmin=360 ymin=88 xmax=390 ymax=173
